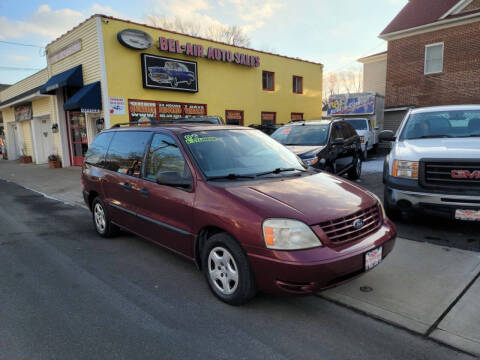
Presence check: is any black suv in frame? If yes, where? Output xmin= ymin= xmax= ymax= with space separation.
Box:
xmin=271 ymin=119 xmax=363 ymax=180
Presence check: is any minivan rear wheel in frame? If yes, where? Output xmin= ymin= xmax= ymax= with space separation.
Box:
xmin=202 ymin=233 xmax=256 ymax=305
xmin=92 ymin=197 xmax=119 ymax=238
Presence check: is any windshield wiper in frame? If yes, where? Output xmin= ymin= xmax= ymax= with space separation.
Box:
xmin=255 ymin=167 xmax=307 ymax=177
xmin=409 ymin=135 xmax=454 ymax=140
xmin=206 ymin=173 xmax=256 ymax=181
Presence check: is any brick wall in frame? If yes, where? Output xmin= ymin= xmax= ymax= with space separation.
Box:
xmin=385 ymin=21 xmax=480 ymax=108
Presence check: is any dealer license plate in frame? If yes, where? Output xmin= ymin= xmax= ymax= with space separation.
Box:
xmin=365 ymin=246 xmax=383 ymax=271
xmin=455 ymin=209 xmax=480 ymax=221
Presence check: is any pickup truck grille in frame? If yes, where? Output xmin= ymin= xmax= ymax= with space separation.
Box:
xmin=423 ymin=161 xmax=480 ymax=188
xmin=318 ymin=204 xmax=381 ymax=244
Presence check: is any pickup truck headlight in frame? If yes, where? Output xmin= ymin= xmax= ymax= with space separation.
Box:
xmin=263 ymin=219 xmax=322 ymax=250
xmin=392 ymin=160 xmax=419 ymax=179
xmin=302 ymin=157 xmax=318 ymax=166
xmin=360 ymin=136 xmax=365 ymax=143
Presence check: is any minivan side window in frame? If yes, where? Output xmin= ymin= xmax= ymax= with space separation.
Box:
xmin=145 ymin=133 xmax=191 ymax=182
xmin=105 ymin=131 xmax=152 ymax=177
xmin=341 ymin=122 xmax=355 ymax=139
xmin=84 ymin=131 xmax=114 ymax=167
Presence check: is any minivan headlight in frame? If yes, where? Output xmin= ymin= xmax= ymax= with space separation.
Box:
xmin=302 ymin=157 xmax=318 ymax=166
xmin=262 ymin=219 xmax=322 ymax=250
xmin=392 ymin=160 xmax=419 ymax=179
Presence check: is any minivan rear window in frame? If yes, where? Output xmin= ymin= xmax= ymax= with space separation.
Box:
xmin=105 ymin=131 xmax=152 ymax=176
xmin=84 ymin=131 xmax=114 ymax=167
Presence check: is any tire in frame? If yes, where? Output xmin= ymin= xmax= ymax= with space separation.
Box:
xmin=362 ymin=144 xmax=368 ymax=161
xmin=91 ymin=197 xmax=119 ymax=238
xmin=201 ymin=233 xmax=256 ymax=305
xmin=171 ymin=77 xmax=178 ymax=88
xmin=383 ymin=187 xmax=401 ymax=221
xmin=348 ymin=155 xmax=362 ymax=180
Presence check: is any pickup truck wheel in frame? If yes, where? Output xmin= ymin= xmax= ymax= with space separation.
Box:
xmin=383 ymin=188 xmax=401 ymax=221
xmin=202 ymin=233 xmax=256 ymax=305
xmin=348 ymin=156 xmax=362 ymax=180
xmin=362 ymin=144 xmax=368 ymax=161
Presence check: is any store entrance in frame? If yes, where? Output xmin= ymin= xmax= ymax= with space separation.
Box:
xmin=67 ymin=111 xmax=88 ymax=166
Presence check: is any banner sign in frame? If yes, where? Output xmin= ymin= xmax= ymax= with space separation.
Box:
xmin=225 ymin=110 xmax=243 ymax=125
xmin=49 ymin=39 xmax=82 ymax=64
xmin=14 ymin=102 xmax=33 ymax=122
xmin=141 ymin=54 xmax=198 ymax=93
xmin=158 ymin=36 xmax=260 ymax=68
xmin=109 ymin=97 xmax=126 ymax=115
xmin=328 ymin=93 xmax=376 ymax=115
xmin=128 ymin=99 xmax=206 ymax=122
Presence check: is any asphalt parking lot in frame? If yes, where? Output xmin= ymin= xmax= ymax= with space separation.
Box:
xmin=356 ymin=151 xmax=480 ymax=252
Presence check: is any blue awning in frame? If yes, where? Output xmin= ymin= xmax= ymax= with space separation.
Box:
xmin=63 ymin=81 xmax=102 ymax=112
xmin=40 ymin=65 xmax=83 ymax=94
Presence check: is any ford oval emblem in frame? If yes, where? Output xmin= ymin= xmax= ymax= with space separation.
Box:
xmin=353 ymin=219 xmax=364 ymax=229
xmin=117 ymin=29 xmax=153 ymax=50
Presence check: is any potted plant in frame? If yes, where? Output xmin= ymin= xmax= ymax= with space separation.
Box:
xmin=48 ymin=154 xmax=62 ymax=168
xmin=19 ymin=145 xmax=32 ymax=164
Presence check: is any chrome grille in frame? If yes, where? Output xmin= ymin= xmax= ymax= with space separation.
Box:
xmin=318 ymin=205 xmax=381 ymax=244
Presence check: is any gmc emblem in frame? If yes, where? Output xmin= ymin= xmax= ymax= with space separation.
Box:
xmin=451 ymin=170 xmax=480 ymax=179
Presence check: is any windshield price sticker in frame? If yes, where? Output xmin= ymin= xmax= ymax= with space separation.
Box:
xmin=184 ymin=134 xmax=218 ymax=144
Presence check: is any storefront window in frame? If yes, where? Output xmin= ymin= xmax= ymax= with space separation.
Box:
xmin=262 ymin=71 xmax=274 ymax=91
xmin=291 ymin=113 xmax=303 ymax=122
xmin=68 ymin=112 xmax=88 ymax=166
xmin=261 ymin=111 xmax=276 ymax=125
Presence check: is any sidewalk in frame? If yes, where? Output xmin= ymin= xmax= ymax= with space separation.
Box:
xmin=0 ymin=160 xmax=85 ymax=208
xmin=1 ymin=159 xmax=479 ymax=356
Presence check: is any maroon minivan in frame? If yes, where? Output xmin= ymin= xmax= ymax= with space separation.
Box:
xmin=82 ymin=124 xmax=396 ymax=304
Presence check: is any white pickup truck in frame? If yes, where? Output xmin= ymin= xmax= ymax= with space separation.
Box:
xmin=344 ymin=118 xmax=379 ymax=160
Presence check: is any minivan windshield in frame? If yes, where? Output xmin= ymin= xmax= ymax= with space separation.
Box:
xmin=400 ymin=110 xmax=480 ymax=140
xmin=271 ymin=125 xmax=329 ymax=146
xmin=183 ymin=129 xmax=306 ymax=179
xmin=345 ymin=118 xmax=368 ymax=131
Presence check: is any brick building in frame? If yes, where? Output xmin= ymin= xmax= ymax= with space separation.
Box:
xmin=365 ymin=0 xmax=480 ymax=130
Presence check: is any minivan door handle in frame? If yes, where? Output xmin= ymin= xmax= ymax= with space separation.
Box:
xmin=121 ymin=182 xmax=132 ymax=190
xmin=139 ymin=188 xmax=149 ymax=196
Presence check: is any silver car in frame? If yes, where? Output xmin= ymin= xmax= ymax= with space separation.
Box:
xmin=380 ymin=105 xmax=480 ymax=221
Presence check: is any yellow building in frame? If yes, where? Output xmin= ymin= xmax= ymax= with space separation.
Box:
xmin=0 ymin=15 xmax=323 ymax=167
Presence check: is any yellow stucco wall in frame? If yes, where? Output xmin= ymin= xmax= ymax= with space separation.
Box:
xmin=102 ymin=17 xmax=323 ymax=126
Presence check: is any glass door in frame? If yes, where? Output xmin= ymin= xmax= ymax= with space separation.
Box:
xmin=68 ymin=111 xmax=88 ymax=166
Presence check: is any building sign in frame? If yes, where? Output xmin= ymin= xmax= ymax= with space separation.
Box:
xmin=225 ymin=110 xmax=243 ymax=125
xmin=158 ymin=37 xmax=260 ymax=68
xmin=49 ymin=39 xmax=82 ymax=64
xmin=109 ymin=97 xmax=126 ymax=115
xmin=117 ymin=29 xmax=153 ymax=50
xmin=128 ymin=100 xmax=157 ymax=123
xmin=129 ymin=99 xmax=206 ymax=122
xmin=328 ymin=93 xmax=376 ymax=116
xmin=14 ymin=102 xmax=33 ymax=122
xmin=81 ymin=108 xmax=100 ymax=113
xmin=141 ymin=54 xmax=198 ymax=93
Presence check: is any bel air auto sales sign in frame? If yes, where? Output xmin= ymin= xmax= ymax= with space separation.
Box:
xmin=158 ymin=37 xmax=260 ymax=67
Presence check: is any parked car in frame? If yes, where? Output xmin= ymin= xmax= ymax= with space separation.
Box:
xmin=82 ymin=124 xmax=396 ymax=304
xmin=271 ymin=119 xmax=363 ymax=180
xmin=343 ymin=117 xmax=379 ymax=160
xmin=380 ymin=105 xmax=480 ymax=221
xmin=148 ymin=61 xmax=195 ymax=88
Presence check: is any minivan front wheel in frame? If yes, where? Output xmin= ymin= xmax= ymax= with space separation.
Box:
xmin=348 ymin=156 xmax=362 ymax=180
xmin=202 ymin=233 xmax=256 ymax=305
xmin=92 ymin=197 xmax=119 ymax=238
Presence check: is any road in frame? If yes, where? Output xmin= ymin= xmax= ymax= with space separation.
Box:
xmin=358 ymin=153 xmax=480 ymax=252
xmin=0 ymin=179 xmax=475 ymax=360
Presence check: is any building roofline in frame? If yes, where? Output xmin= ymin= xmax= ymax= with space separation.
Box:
xmin=379 ymin=11 xmax=480 ymax=40
xmin=47 ymin=14 xmax=323 ymax=67
xmin=357 ymin=51 xmax=388 ymax=63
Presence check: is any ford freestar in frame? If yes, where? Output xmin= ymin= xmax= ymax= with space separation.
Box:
xmin=82 ymin=124 xmax=396 ymax=305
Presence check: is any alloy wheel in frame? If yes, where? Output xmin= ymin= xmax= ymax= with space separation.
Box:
xmin=208 ymin=246 xmax=239 ymax=295
xmin=94 ymin=203 xmax=106 ymax=233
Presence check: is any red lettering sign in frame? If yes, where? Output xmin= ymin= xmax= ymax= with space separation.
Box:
xmin=451 ymin=170 xmax=480 ymax=179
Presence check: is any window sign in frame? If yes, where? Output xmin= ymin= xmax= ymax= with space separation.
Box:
xmin=141 ymin=54 xmax=198 ymax=93
xmin=158 ymin=102 xmax=183 ymax=119
xmin=261 ymin=112 xmax=276 ymax=125
xmin=128 ymin=100 xmax=157 ymax=123
xmin=14 ymin=102 xmax=33 ymax=122
xmin=225 ymin=110 xmax=244 ymax=125
xmin=291 ymin=113 xmax=303 ymax=121
xmin=109 ymin=97 xmax=126 ymax=115
xmin=184 ymin=104 xmax=207 ymax=117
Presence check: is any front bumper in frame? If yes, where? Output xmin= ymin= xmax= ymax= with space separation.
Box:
xmin=247 ymin=221 xmax=396 ymax=295
xmin=384 ymin=176 xmax=480 ymax=215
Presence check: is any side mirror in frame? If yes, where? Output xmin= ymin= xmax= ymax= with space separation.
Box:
xmin=156 ymin=171 xmax=192 ymax=188
xmin=332 ymin=138 xmax=345 ymax=146
xmin=379 ymin=130 xmax=396 ymax=142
